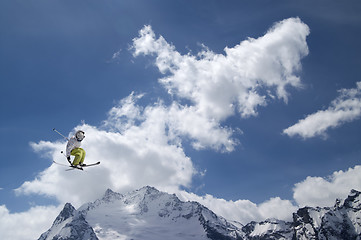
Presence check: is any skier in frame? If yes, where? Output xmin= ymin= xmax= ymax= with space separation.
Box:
xmin=66 ymin=130 xmax=86 ymax=167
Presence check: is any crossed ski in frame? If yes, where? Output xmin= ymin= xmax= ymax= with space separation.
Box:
xmin=53 ymin=160 xmax=100 ymax=171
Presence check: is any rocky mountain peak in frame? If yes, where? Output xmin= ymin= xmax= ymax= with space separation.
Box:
xmin=52 ymin=203 xmax=76 ymax=226
xmin=38 ymin=202 xmax=97 ymax=240
xmin=101 ymin=188 xmax=123 ymax=202
xmin=343 ymin=189 xmax=361 ymax=211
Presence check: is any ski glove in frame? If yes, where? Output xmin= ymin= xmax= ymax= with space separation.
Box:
xmin=67 ymin=156 xmax=71 ymax=161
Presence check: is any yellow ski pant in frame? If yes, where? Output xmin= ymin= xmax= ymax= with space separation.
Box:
xmin=71 ymin=148 xmax=86 ymax=166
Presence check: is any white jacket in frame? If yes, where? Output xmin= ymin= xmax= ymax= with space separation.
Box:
xmin=66 ymin=136 xmax=81 ymax=157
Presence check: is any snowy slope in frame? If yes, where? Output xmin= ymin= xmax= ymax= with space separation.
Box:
xmin=39 ymin=187 xmax=361 ymax=240
xmin=242 ymin=219 xmax=293 ymax=240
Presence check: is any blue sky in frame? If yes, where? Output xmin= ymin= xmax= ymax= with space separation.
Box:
xmin=1 ymin=1 xmax=361 ymax=239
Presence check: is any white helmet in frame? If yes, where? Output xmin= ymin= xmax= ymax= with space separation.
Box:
xmin=75 ymin=130 xmax=85 ymax=141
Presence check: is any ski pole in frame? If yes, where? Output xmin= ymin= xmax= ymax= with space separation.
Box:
xmin=53 ymin=128 xmax=69 ymax=141
xmin=53 ymin=129 xmax=74 ymax=165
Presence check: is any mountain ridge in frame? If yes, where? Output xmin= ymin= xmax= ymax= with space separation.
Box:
xmin=39 ymin=186 xmax=361 ymax=240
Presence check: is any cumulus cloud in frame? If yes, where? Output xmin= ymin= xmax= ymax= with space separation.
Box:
xmin=284 ymin=81 xmax=361 ymax=139
xmin=104 ymin=93 xmax=236 ymax=152
xmin=128 ymin=18 xmax=310 ymax=151
xmin=17 ymin=122 xmax=195 ymax=207
xmin=177 ymin=191 xmax=297 ymax=224
xmin=132 ymin=18 xmax=309 ymax=121
xmin=293 ymin=165 xmax=361 ymax=207
xmin=0 ymin=205 xmax=60 ymax=240
xmin=258 ymin=197 xmax=298 ymax=221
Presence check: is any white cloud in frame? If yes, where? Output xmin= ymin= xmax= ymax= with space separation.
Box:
xmin=112 ymin=49 xmax=122 ymax=59
xmin=129 ymin=18 xmax=310 ymax=151
xmin=165 ymin=103 xmax=236 ymax=151
xmin=104 ymin=93 xmax=237 ymax=152
xmin=284 ymin=81 xmax=361 ymax=139
xmin=132 ymin=18 xmax=309 ymax=122
xmin=0 ymin=205 xmax=60 ymax=240
xmin=293 ymin=165 xmax=361 ymax=207
xmin=17 ymin=122 xmax=195 ymax=207
xmin=103 ymin=92 xmax=145 ymax=133
xmin=107 ymin=48 xmax=122 ymax=63
xmin=258 ymin=197 xmax=298 ymax=221
xmin=176 ymin=191 xmax=297 ymax=224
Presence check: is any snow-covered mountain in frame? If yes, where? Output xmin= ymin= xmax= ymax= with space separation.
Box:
xmin=39 ymin=186 xmax=361 ymax=240
xmin=38 ymin=186 xmax=244 ymax=240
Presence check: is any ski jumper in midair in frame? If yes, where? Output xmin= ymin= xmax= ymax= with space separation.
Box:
xmin=66 ymin=130 xmax=86 ymax=166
